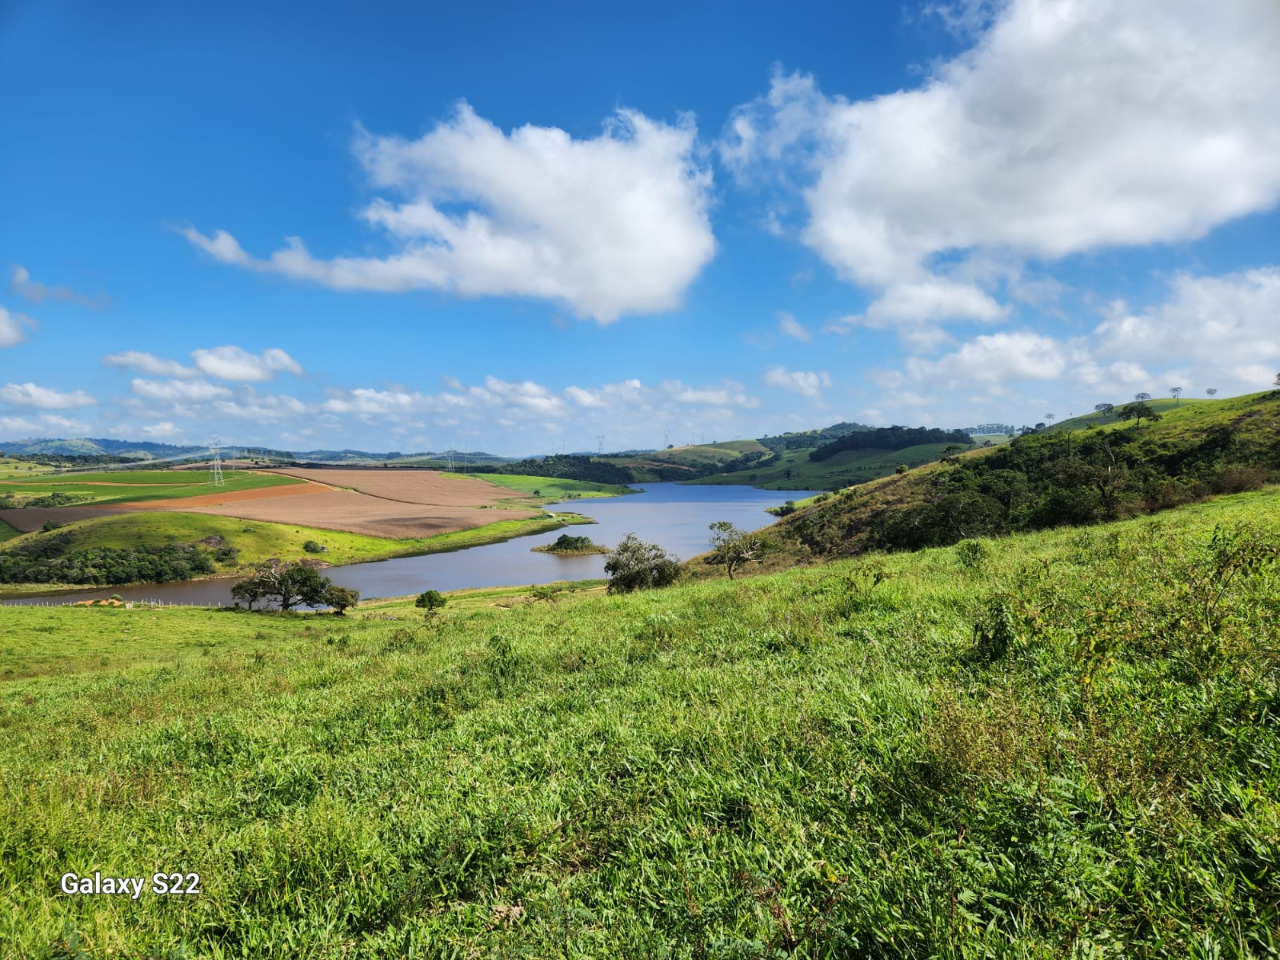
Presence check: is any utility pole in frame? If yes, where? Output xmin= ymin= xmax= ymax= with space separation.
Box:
xmin=596 ymin=434 xmax=604 ymax=455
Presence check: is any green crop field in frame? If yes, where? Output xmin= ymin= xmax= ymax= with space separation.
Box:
xmin=0 ymin=469 xmax=301 ymax=506
xmin=477 ymin=474 xmax=634 ymax=500
xmin=3 ymin=487 xmax=1277 ymax=955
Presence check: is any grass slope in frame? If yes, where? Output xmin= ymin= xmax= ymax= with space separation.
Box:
xmin=690 ymin=443 xmax=956 ymax=490
xmin=0 ymin=469 xmax=300 ymax=506
xmin=1 ymin=489 xmax=1277 ymax=955
xmin=477 ymin=474 xmax=633 ymax=500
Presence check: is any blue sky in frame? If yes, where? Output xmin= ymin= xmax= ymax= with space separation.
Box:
xmin=2 ymin=0 xmax=1278 ymax=455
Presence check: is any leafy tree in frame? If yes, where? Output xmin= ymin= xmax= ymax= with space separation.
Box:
xmin=1206 ymin=388 xmax=1218 ymax=398
xmin=1118 ymin=401 xmax=1161 ymax=426
xmin=1134 ymin=392 xmax=1152 ymax=402
xmin=323 ymin=584 xmax=359 ymax=615
xmin=603 ymin=533 xmax=680 ymax=594
xmin=231 ymin=561 xmax=329 ymax=611
xmin=415 ymin=589 xmax=446 ymax=612
xmin=1094 ymin=403 xmax=1114 ymax=416
xmin=707 ymin=521 xmax=770 ymax=580
xmin=895 ymin=463 xmax=909 ymax=474
xmin=1170 ymin=386 xmax=1183 ymax=405
xmin=1274 ymin=373 xmax=1280 ymax=388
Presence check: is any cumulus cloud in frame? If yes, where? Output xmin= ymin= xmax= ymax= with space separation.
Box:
xmin=130 ymin=379 xmax=233 ymax=402
xmin=0 ymin=382 xmax=97 ymax=409
xmin=1093 ymin=268 xmax=1280 ymax=385
xmin=140 ymin=422 xmax=182 ymax=439
xmin=8 ymin=265 xmax=105 ymax=308
xmin=906 ymin=332 xmax=1067 ymax=389
xmin=182 ymin=103 xmax=717 ymax=323
xmin=0 ymin=306 xmax=36 ymax=347
xmin=763 ymin=366 xmax=831 ymax=402
xmin=725 ymin=1 xmax=1280 ymax=326
xmin=777 ymin=311 xmax=810 ymax=342
xmin=104 ymin=351 xmax=198 ymax=378
xmin=191 ymin=346 xmax=303 ymax=381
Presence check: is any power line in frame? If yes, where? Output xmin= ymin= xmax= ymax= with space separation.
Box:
xmin=208 ymin=440 xmax=225 ymax=486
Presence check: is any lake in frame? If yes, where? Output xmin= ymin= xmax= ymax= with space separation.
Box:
xmin=5 ymin=483 xmax=816 ymax=606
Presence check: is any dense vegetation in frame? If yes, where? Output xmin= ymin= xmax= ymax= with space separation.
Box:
xmin=2 ymin=488 xmax=1277 ymax=955
xmin=784 ymin=391 xmax=1280 ymax=556
xmin=457 ymin=454 xmax=636 ymax=486
xmin=810 ymin=426 xmax=974 ymax=461
xmin=0 ymin=530 xmax=232 ymax=584
xmin=533 ymin=533 xmax=608 ymax=555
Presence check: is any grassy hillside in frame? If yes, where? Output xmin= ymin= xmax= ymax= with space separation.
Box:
xmin=2 ymin=489 xmax=1278 ymax=955
xmin=690 ymin=443 xmax=956 ymax=490
xmin=777 ymin=391 xmax=1280 ymax=558
xmin=0 ymin=469 xmax=300 ymax=506
xmin=477 ymin=474 xmax=633 ymax=500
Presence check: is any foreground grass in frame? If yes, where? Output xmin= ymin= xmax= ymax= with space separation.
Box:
xmin=2 ymin=490 xmax=1278 ymax=956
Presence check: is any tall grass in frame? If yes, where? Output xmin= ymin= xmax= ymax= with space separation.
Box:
xmin=1 ymin=489 xmax=1277 ymax=957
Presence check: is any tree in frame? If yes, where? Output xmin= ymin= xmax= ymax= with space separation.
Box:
xmin=415 ymin=589 xmax=447 ymax=612
xmin=1206 ymin=388 xmax=1218 ymax=398
xmin=603 ymin=533 xmax=680 ymax=594
xmin=1170 ymin=386 xmax=1183 ymax=405
xmin=1094 ymin=403 xmax=1114 ymax=416
xmin=895 ymin=463 xmax=909 ymax=474
xmin=232 ymin=561 xmax=331 ymax=611
xmin=1274 ymin=373 xmax=1280 ymax=388
xmin=707 ymin=521 xmax=770 ymax=580
xmin=1134 ymin=392 xmax=1152 ymax=402
xmin=1118 ymin=401 xmax=1161 ymax=426
xmin=323 ymin=584 xmax=359 ymax=615
xmin=1045 ymin=413 xmax=1055 ymax=424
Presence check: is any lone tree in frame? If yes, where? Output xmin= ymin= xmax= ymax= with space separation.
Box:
xmin=231 ymin=561 xmax=331 ymax=611
xmin=604 ymin=533 xmax=680 ymax=594
xmin=707 ymin=521 xmax=771 ymax=580
xmin=1206 ymin=388 xmax=1218 ymax=398
xmin=415 ymin=589 xmax=447 ymax=613
xmin=1274 ymin=372 xmax=1280 ymax=388
xmin=1094 ymin=403 xmax=1115 ymax=416
xmin=323 ymin=584 xmax=359 ymax=615
xmin=1134 ymin=392 xmax=1152 ymax=402
xmin=1170 ymin=386 xmax=1183 ymax=405
xmin=1118 ymin=401 xmax=1161 ymax=426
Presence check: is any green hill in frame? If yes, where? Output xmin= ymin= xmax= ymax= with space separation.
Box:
xmin=773 ymin=391 xmax=1280 ymax=558
xmin=3 ymin=486 xmax=1277 ymax=954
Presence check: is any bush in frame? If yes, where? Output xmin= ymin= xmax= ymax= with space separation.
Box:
xmin=955 ymin=539 xmax=991 ymax=570
xmin=323 ymin=585 xmax=359 ymax=615
xmin=1213 ymin=464 xmax=1270 ymax=494
xmin=603 ymin=533 xmax=681 ymax=594
xmin=302 ymin=540 xmax=326 ymax=554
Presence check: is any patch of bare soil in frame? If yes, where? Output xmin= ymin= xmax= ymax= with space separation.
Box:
xmin=123 ymin=483 xmax=332 ymax=509
xmin=265 ymin=468 xmax=527 ymax=507
xmin=165 ymin=489 xmax=539 ymax=539
xmin=0 ymin=507 xmax=124 ymax=533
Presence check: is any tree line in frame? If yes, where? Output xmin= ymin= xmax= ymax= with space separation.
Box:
xmin=809 ymin=426 xmax=973 ymax=461
xmin=0 ymin=533 xmax=234 ymax=585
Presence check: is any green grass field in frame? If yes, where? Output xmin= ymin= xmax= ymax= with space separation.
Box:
xmin=0 ymin=457 xmax=56 ymax=480
xmin=0 ymin=469 xmax=300 ymax=506
xmin=3 ymin=488 xmax=1277 ymax=955
xmin=477 ymin=474 xmax=633 ymax=500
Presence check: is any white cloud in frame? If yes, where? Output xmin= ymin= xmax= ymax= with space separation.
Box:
xmin=8 ymin=265 xmax=104 ymax=308
xmin=0 ymin=382 xmax=97 ymax=409
xmin=182 ymin=103 xmax=717 ymax=323
xmin=0 ymin=415 xmax=38 ymax=435
xmin=1093 ymin=268 xmax=1280 ymax=384
xmin=104 ymin=351 xmax=198 ymax=378
xmin=661 ymin=380 xmax=758 ymax=408
xmin=140 ymin=422 xmax=182 ymax=439
xmin=725 ymin=2 xmax=1280 ymax=323
xmin=191 ymin=346 xmax=303 ymax=381
xmin=131 ymin=379 xmax=233 ymax=402
xmin=777 ymin=311 xmax=810 ymax=342
xmin=763 ymin=366 xmax=831 ymax=402
xmin=906 ymin=332 xmax=1067 ymax=389
xmin=0 ymin=306 xmax=35 ymax=347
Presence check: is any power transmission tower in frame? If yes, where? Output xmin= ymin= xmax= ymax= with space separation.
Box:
xmin=596 ymin=434 xmax=604 ymax=455
xmin=208 ymin=441 xmax=225 ymax=486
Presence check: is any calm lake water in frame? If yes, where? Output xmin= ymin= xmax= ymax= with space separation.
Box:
xmin=7 ymin=483 xmax=816 ymax=606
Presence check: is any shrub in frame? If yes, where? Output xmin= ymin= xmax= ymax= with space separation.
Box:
xmin=302 ymin=540 xmax=326 ymax=554
xmin=1213 ymin=464 xmax=1269 ymax=494
xmin=323 ymin=585 xmax=359 ymax=615
xmin=604 ymin=533 xmax=681 ymax=594
xmin=955 ymin=539 xmax=991 ymax=570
